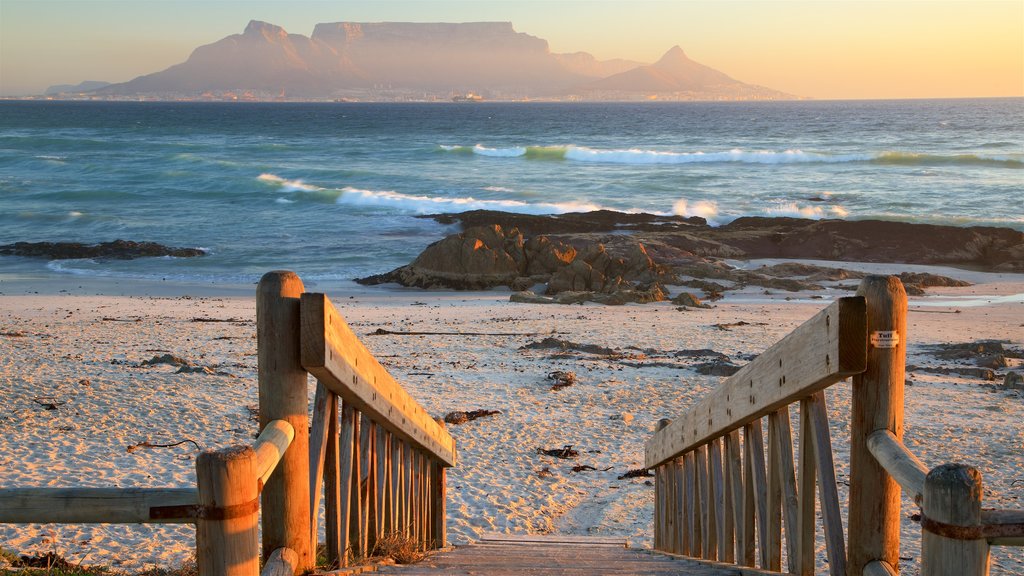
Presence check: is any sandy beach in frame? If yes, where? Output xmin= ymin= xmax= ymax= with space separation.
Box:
xmin=1 ymin=265 xmax=1022 ymax=574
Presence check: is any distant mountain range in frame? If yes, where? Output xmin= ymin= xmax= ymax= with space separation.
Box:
xmin=49 ymin=21 xmax=792 ymax=101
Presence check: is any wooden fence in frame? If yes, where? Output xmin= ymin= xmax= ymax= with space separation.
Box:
xmin=0 ymin=270 xmax=457 ymax=576
xmin=647 ymin=275 xmax=1024 ymax=575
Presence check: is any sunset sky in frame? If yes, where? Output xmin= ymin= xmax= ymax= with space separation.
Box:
xmin=1 ymin=0 xmax=1021 ymax=99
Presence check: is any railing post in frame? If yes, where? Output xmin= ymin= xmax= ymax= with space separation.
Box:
xmin=431 ymin=417 xmax=448 ymax=549
xmin=921 ymin=463 xmax=989 ymax=575
xmin=849 ymin=275 xmax=906 ymax=575
xmin=196 ymin=446 xmax=260 ymax=576
xmin=654 ymin=418 xmax=670 ymax=551
xmin=257 ymin=270 xmax=312 ymax=572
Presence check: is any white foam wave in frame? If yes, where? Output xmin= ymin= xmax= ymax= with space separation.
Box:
xmin=257 ymin=173 xmax=322 ymax=192
xmin=566 ymin=146 xmax=870 ymax=165
xmin=483 ymin=186 xmax=515 ymax=193
xmin=763 ymin=203 xmax=850 ymax=220
xmin=472 ymin=144 xmax=526 ymax=157
xmin=672 ymin=199 xmax=720 ymax=221
xmin=337 ymin=187 xmax=601 ymax=215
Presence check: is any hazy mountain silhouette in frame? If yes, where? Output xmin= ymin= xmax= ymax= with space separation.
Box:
xmin=95 ymin=22 xmax=791 ymax=100
xmin=579 ymin=46 xmax=790 ymax=98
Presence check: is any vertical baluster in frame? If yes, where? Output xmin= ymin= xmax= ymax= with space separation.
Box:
xmin=324 ymin=395 xmax=342 ymax=567
xmin=767 ymin=412 xmax=783 ymax=571
xmin=797 ymin=397 xmax=817 ymax=575
xmin=655 ymin=461 xmax=664 ymax=551
xmin=746 ymin=419 xmax=769 ymax=569
xmin=347 ymin=409 xmax=362 ymax=559
xmin=726 ymin=429 xmax=745 ymax=564
xmin=772 ymin=407 xmax=800 ymax=574
xmin=697 ymin=444 xmax=715 ymax=559
xmin=807 ymin=391 xmax=847 ymax=576
xmin=404 ymin=442 xmax=414 ymax=539
xmin=673 ymin=457 xmax=685 ymax=555
xmin=710 ymin=437 xmax=730 ymax=562
xmin=391 ymin=436 xmax=403 ymax=538
xmin=308 ymin=383 xmax=332 ymax=551
xmin=421 ymin=451 xmax=430 ymax=549
xmin=376 ymin=425 xmax=389 ymax=541
xmin=687 ymin=450 xmax=701 ymax=557
xmin=742 ymin=424 xmax=756 ymax=567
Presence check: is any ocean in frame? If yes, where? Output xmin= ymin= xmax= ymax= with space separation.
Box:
xmin=0 ymin=99 xmax=1021 ymax=290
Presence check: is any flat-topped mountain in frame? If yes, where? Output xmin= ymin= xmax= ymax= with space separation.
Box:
xmin=94 ymin=21 xmax=791 ymax=100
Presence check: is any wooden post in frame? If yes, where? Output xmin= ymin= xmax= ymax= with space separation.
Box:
xmin=725 ymin=429 xmax=745 ymax=564
xmin=710 ymin=438 xmax=727 ymax=561
xmin=921 ymin=464 xmax=989 ymax=576
xmin=746 ymin=420 xmax=769 ymax=569
xmin=673 ymin=457 xmax=686 ymax=555
xmin=654 ymin=418 xmax=670 ymax=551
xmin=324 ymin=396 xmax=342 ymax=567
xmin=196 ymin=446 xmax=260 ymax=576
xmin=797 ymin=398 xmax=817 ymax=575
xmin=429 ymin=419 xmax=446 ymax=549
xmin=257 ymin=270 xmax=312 ymax=572
xmin=849 ymin=275 xmax=905 ymax=576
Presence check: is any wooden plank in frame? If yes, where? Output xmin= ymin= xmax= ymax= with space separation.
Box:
xmin=348 ymin=409 xmax=363 ymax=558
xmin=808 ymin=391 xmax=847 ymax=576
xmin=686 ymin=451 xmax=700 ymax=557
xmin=849 ymin=276 xmax=907 ymax=576
xmin=771 ymin=407 xmax=800 ymax=575
xmin=404 ymin=441 xmax=414 ymax=539
xmin=710 ymin=438 xmax=727 ymax=562
xmin=672 ymin=457 xmax=685 ymax=555
xmin=337 ymin=403 xmax=357 ymax=566
xmin=0 ymin=487 xmax=198 ymax=524
xmin=646 ymin=297 xmax=866 ymax=468
xmin=432 ymin=456 xmax=447 ymax=548
xmin=254 ymin=419 xmax=296 ymax=487
xmin=196 ymin=446 xmax=259 ymax=576
xmin=300 ymin=293 xmax=456 ymax=467
xmin=361 ymin=416 xmax=377 ymax=554
xmin=654 ymin=461 xmax=664 ymax=550
xmin=324 ymin=396 xmax=342 ymax=566
xmin=983 ymin=508 xmax=1024 ymax=546
xmin=696 ymin=444 xmax=711 ymax=559
xmin=746 ymin=420 xmax=769 ymax=569
xmin=867 ymin=429 xmax=927 ymax=504
xmin=741 ymin=428 xmax=756 ymax=567
xmin=679 ymin=454 xmax=691 ymax=556
xmin=921 ymin=464 xmax=989 ymax=575
xmin=797 ymin=397 xmax=817 ymax=575
xmin=376 ymin=424 xmax=390 ymax=539
xmin=725 ymin=429 xmax=744 ymax=564
xmin=309 ymin=383 xmax=332 ymax=548
xmin=257 ymin=271 xmax=312 ymax=570
xmin=391 ymin=437 xmax=404 ymax=536
xmin=767 ymin=414 xmax=783 ymax=571
xmin=477 ymin=534 xmax=629 ymax=546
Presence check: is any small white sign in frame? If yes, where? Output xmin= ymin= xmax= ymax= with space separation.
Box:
xmin=871 ymin=330 xmax=900 ymax=349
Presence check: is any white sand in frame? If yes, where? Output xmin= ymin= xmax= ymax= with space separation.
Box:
xmin=0 ymin=266 xmax=1022 ymax=574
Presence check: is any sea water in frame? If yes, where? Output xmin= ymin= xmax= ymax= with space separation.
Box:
xmin=0 ymin=99 xmax=1021 ymax=290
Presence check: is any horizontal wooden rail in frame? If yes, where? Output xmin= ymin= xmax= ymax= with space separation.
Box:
xmin=300 ymin=292 xmax=457 ymax=467
xmin=981 ymin=509 xmax=1024 ymax=546
xmin=646 ymin=296 xmax=866 ymax=468
xmin=254 ymin=419 xmax=295 ymax=486
xmin=866 ymin=429 xmax=927 ymax=504
xmin=0 ymin=487 xmax=199 ymax=524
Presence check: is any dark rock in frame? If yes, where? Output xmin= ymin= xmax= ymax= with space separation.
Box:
xmin=509 ymin=291 xmax=554 ymax=304
xmin=548 ymin=370 xmax=578 ymax=390
xmin=425 ymin=209 xmax=706 ymax=235
xmin=141 ymin=353 xmax=191 ymax=367
xmin=444 ymin=409 xmax=501 ymax=425
xmin=907 ymin=365 xmax=997 ymax=381
xmin=1003 ymin=371 xmax=1024 ymax=390
xmin=695 ymin=361 xmax=743 ymax=376
xmin=537 ymin=445 xmax=579 ymax=459
xmin=0 ymin=239 xmax=206 ymax=260
xmin=672 ymin=292 xmax=710 ymax=308
xmin=522 ymin=338 xmax=617 ymax=356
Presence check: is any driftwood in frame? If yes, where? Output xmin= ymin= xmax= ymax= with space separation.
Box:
xmin=31 ymin=397 xmax=66 ymax=410
xmin=368 ymin=328 xmax=540 ymax=337
xmin=444 ymin=409 xmax=501 ymax=425
xmin=126 ymin=439 xmax=201 ymax=453
xmin=618 ymin=468 xmax=654 ymax=480
xmin=538 ymin=445 xmax=579 ymax=459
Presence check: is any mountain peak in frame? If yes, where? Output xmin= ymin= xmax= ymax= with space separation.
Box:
xmin=243 ymin=20 xmax=288 ymax=39
xmin=657 ymin=45 xmax=689 ymax=64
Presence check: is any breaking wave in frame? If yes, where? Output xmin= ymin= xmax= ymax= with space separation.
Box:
xmin=439 ymin=145 xmax=1023 ymax=167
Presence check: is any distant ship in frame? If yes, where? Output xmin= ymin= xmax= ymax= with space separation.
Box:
xmin=452 ymin=92 xmax=484 ymax=102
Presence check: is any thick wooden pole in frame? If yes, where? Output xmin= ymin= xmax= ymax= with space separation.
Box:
xmin=921 ymin=464 xmax=989 ymax=576
xmin=257 ymin=270 xmax=312 ymax=572
xmin=196 ymin=446 xmax=260 ymax=576
xmin=849 ymin=275 xmax=905 ymax=576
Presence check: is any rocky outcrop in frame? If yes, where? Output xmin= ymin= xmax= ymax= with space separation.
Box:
xmin=360 ymin=210 xmax=1024 ymax=304
xmin=357 ymin=225 xmax=667 ymax=298
xmin=0 ymin=240 xmax=206 ymax=260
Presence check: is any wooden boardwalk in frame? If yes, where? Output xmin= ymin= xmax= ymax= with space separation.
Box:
xmin=372 ymin=534 xmax=748 ymax=575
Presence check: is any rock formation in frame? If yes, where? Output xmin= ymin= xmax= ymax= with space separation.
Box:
xmin=0 ymin=240 xmax=206 ymax=260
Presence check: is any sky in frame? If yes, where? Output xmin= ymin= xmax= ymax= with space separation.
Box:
xmin=0 ymin=0 xmax=1021 ymax=99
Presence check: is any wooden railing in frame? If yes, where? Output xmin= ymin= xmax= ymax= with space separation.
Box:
xmin=0 ymin=270 xmax=456 ymax=576
xmin=0 ymin=420 xmax=295 ymax=575
xmin=647 ymin=275 xmax=1024 ymax=576
xmin=257 ymin=271 xmax=456 ymax=573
